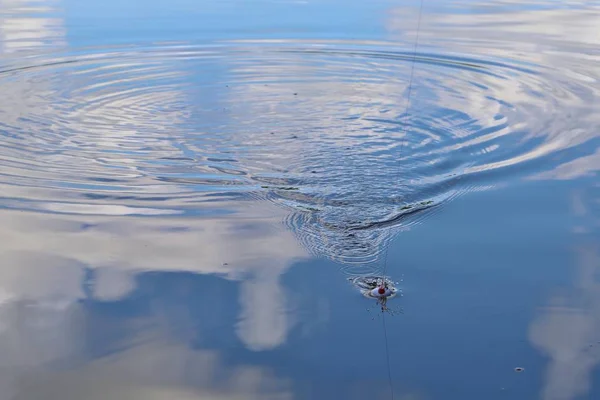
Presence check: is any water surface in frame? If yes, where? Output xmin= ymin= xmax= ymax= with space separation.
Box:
xmin=1 ymin=0 xmax=600 ymax=399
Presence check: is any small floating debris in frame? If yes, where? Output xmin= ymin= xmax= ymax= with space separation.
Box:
xmin=514 ymin=367 xmax=524 ymax=373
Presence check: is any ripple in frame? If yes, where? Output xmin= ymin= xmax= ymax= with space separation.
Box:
xmin=0 ymin=40 xmax=594 ymax=266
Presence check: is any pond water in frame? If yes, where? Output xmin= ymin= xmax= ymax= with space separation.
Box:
xmin=1 ymin=0 xmax=600 ymax=399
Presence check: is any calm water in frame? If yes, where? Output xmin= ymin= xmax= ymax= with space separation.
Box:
xmin=1 ymin=0 xmax=600 ymax=399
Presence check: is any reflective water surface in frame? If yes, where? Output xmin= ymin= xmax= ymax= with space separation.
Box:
xmin=1 ymin=0 xmax=600 ymax=399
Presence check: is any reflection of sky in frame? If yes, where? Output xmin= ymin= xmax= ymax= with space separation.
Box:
xmin=1 ymin=0 xmax=600 ymax=399
xmin=529 ymin=187 xmax=600 ymax=400
xmin=0 ymin=275 xmax=296 ymax=400
xmin=0 ymin=1 xmax=311 ymax=397
xmin=216 ymin=0 xmax=600 ymax=264
xmin=386 ymin=1 xmax=600 ymax=181
xmin=63 ymin=0 xmax=392 ymax=46
xmin=0 ymin=207 xmax=310 ymax=397
xmin=0 ymin=0 xmax=65 ymax=53
xmin=0 ymin=204 xmax=309 ymax=341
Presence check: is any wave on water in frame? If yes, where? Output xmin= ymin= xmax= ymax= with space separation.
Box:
xmin=0 ymin=39 xmax=597 ymax=269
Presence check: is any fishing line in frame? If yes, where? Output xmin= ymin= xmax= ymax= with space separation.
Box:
xmin=382 ymin=0 xmax=425 ymax=280
xmin=382 ymin=312 xmax=395 ymax=399
xmin=380 ymin=1 xmax=426 ymax=399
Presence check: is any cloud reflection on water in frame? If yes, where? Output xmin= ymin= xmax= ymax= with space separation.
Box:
xmin=387 ymin=2 xmax=600 ymax=398
xmin=2 ymin=302 xmax=293 ymax=400
xmin=386 ymin=1 xmax=600 ymax=180
xmin=528 ymin=189 xmax=600 ymax=400
xmin=0 ymin=2 xmax=308 ymax=397
xmin=1 ymin=0 xmax=600 ymax=399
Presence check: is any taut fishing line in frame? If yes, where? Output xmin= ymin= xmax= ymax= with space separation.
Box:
xmin=381 ymin=0 xmax=425 ymax=399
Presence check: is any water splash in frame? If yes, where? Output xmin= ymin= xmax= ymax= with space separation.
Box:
xmin=349 ymin=275 xmax=401 ymax=299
